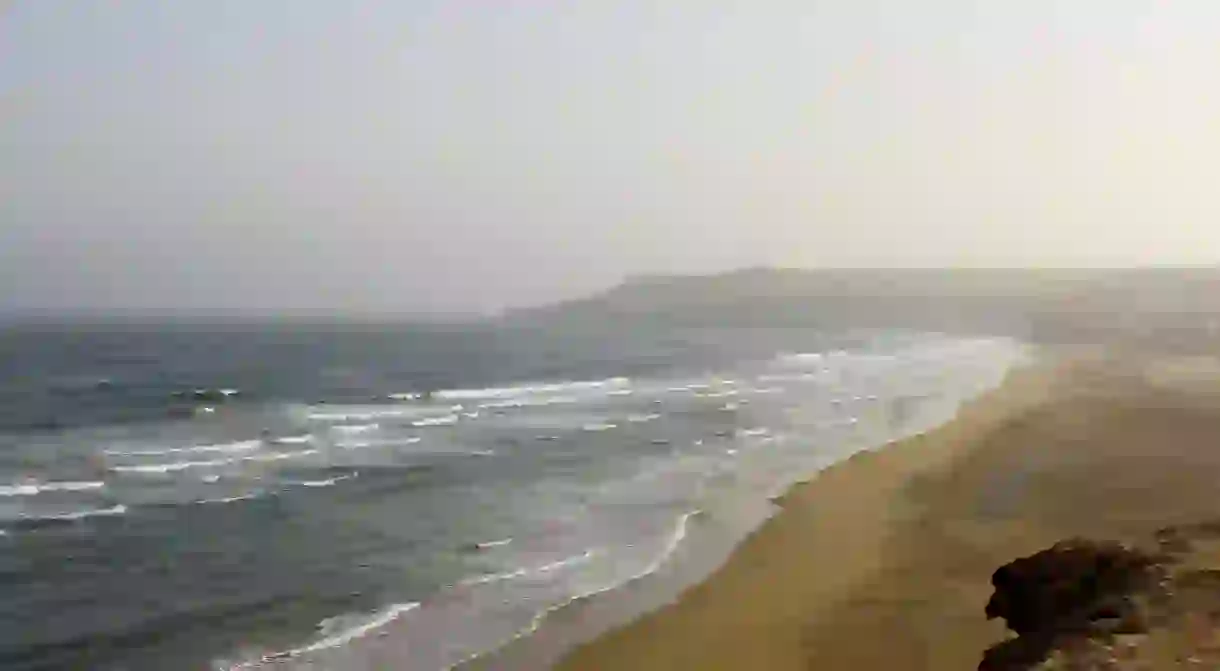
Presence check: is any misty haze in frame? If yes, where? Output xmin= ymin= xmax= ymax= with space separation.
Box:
xmin=6 ymin=1 xmax=1220 ymax=315
xmin=3 ymin=2 xmax=1220 ymax=670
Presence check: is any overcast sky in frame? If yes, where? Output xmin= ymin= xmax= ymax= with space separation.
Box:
xmin=4 ymin=1 xmax=1220 ymax=314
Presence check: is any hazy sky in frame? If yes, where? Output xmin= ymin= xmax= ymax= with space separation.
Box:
xmin=4 ymin=1 xmax=1220 ymax=314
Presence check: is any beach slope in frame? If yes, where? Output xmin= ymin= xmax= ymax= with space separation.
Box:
xmin=558 ymin=355 xmax=1220 ymax=670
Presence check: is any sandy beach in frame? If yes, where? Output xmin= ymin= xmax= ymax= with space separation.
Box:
xmin=549 ymin=352 xmax=1220 ymax=670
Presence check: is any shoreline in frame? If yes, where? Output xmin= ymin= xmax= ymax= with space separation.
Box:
xmin=541 ymin=351 xmax=1220 ymax=669
xmin=464 ymin=352 xmax=1041 ymax=670
xmin=235 ymin=340 xmax=1023 ymax=671
xmin=457 ymin=482 xmax=776 ymax=671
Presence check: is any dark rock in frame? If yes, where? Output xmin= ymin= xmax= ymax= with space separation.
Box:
xmin=980 ymin=539 xmax=1160 ymax=670
xmin=978 ymin=632 xmax=1058 ymax=671
xmin=985 ymin=538 xmax=1157 ymax=636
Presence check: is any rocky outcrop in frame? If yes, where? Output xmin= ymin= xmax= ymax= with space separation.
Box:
xmin=981 ymin=527 xmax=1220 ymax=669
xmin=979 ymin=539 xmax=1162 ymax=670
xmin=985 ymin=539 xmax=1159 ymax=635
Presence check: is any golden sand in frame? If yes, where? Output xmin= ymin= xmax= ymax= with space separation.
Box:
xmin=556 ymin=355 xmax=1220 ymax=670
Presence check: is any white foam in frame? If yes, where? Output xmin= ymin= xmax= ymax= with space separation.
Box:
xmin=626 ymin=413 xmax=661 ymax=423
xmin=307 ymin=407 xmax=429 ymax=422
xmin=239 ymin=602 xmax=422 ymax=665
xmin=532 ymin=550 xmax=600 ymax=575
xmin=220 ymin=388 xmax=241 ymax=397
xmin=436 ymin=377 xmax=630 ymax=401
xmin=475 ymin=537 xmax=513 ymax=550
xmin=193 ymin=439 xmax=265 ymax=454
xmin=218 ymin=338 xmax=1027 ymax=670
xmin=413 ymin=414 xmax=459 ymax=427
xmin=110 ymin=448 xmax=318 ymax=473
xmin=477 ymin=399 xmax=527 ymax=410
xmin=309 ymin=411 xmax=373 ymax=422
xmin=104 ymin=439 xmax=263 ymax=457
xmin=0 ymin=480 xmax=105 ymax=497
xmin=642 ymin=510 xmax=698 ymax=577
xmin=443 ymin=511 xmax=701 ymax=670
xmin=337 ymin=437 xmax=422 ymax=450
xmin=581 ymin=423 xmax=618 ymax=432
xmin=288 ymin=473 xmax=356 ymax=488
xmin=272 ymin=435 xmax=313 ymax=445
xmin=756 ymin=373 xmax=819 ymax=383
xmin=196 ymin=494 xmax=259 ymax=505
xmin=330 ymin=423 xmax=379 ymax=434
xmin=244 ymin=449 xmax=320 ymax=463
xmin=387 ymin=392 xmax=421 ymax=401
xmin=339 ymin=436 xmax=424 ymax=451
xmin=477 ymin=396 xmax=578 ymax=410
xmin=461 ymin=549 xmax=602 ymax=587
xmin=784 ymin=352 xmax=826 ymax=362
xmin=112 ymin=458 xmax=237 ymax=474
xmin=25 ymin=504 xmax=127 ymax=521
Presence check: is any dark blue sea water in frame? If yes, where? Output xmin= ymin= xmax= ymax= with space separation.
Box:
xmin=0 ymin=319 xmax=1021 ymax=670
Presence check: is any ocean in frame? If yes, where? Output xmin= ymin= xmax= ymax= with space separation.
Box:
xmin=0 ymin=319 xmax=1023 ymax=670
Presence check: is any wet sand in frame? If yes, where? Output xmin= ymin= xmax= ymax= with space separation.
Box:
xmin=552 ymin=353 xmax=1220 ymax=670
